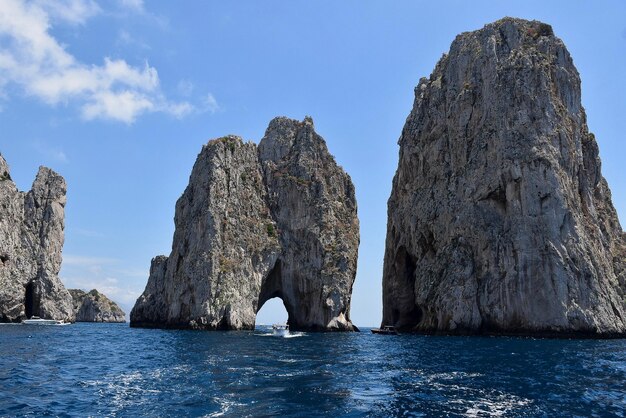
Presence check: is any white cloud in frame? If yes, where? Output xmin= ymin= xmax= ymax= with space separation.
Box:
xmin=117 ymin=0 xmax=144 ymax=14
xmin=62 ymin=273 xmax=141 ymax=318
xmin=35 ymin=0 xmax=100 ymax=25
xmin=60 ymin=253 xmax=148 ymax=318
xmin=82 ymin=90 xmax=154 ymax=123
xmin=166 ymin=102 xmax=193 ymax=119
xmin=116 ymin=29 xmax=150 ymax=50
xmin=204 ymin=93 xmax=219 ymax=114
xmin=0 ymin=0 xmax=191 ymax=123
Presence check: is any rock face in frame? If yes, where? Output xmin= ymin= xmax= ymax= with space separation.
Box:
xmin=69 ymin=289 xmax=126 ymax=322
xmin=131 ymin=117 xmax=359 ymax=331
xmin=0 ymin=154 xmax=74 ymax=322
xmin=382 ymin=18 xmax=626 ymax=337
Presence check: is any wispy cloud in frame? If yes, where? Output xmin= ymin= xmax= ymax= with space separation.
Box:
xmin=63 ymin=254 xmax=119 ymax=266
xmin=0 ymin=0 xmax=191 ymax=124
xmin=32 ymin=141 xmax=68 ymax=163
xmin=36 ymin=0 xmax=100 ymax=25
xmin=114 ymin=0 xmax=168 ymax=30
xmin=116 ymin=29 xmax=150 ymax=50
xmin=63 ymin=275 xmax=139 ymax=305
xmin=204 ymin=93 xmax=220 ymax=114
xmin=62 ymin=273 xmax=141 ymax=319
xmin=61 ymin=253 xmax=148 ymax=318
xmin=117 ymin=0 xmax=144 ymax=14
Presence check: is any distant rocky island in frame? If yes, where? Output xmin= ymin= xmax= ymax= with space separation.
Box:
xmin=131 ymin=117 xmax=359 ymax=331
xmin=69 ymin=289 xmax=126 ymax=323
xmin=0 ymin=154 xmax=75 ymax=323
xmin=0 ymin=154 xmax=127 ymax=324
xmin=382 ymin=17 xmax=626 ymax=337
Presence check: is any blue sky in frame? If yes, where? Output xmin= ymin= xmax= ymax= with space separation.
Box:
xmin=1 ymin=1 xmax=625 ymax=326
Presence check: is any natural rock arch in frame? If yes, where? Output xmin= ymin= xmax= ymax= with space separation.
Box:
xmin=256 ymin=261 xmax=293 ymax=323
xmin=131 ymin=117 xmax=359 ymax=331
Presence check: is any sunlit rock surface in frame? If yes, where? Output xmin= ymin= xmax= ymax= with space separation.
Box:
xmin=69 ymin=289 xmax=126 ymax=322
xmin=382 ymin=18 xmax=626 ymax=337
xmin=0 ymin=154 xmax=74 ymax=322
xmin=131 ymin=117 xmax=359 ymax=331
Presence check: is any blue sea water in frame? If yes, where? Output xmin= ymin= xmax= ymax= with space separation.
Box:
xmin=0 ymin=323 xmax=625 ymax=417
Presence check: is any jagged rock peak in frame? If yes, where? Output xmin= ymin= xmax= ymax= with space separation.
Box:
xmin=382 ymin=18 xmax=626 ymax=337
xmin=69 ymin=289 xmax=126 ymax=323
xmin=0 ymin=154 xmax=11 ymax=181
xmin=0 ymin=154 xmax=74 ymax=322
xmin=131 ymin=116 xmax=359 ymax=331
xmin=258 ymin=116 xmax=316 ymax=162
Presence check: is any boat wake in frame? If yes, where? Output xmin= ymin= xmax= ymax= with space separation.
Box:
xmin=254 ymin=331 xmax=306 ymax=338
xmin=283 ymin=332 xmax=305 ymax=338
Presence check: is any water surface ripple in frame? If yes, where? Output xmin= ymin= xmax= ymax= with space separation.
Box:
xmin=1 ymin=323 xmax=624 ymax=416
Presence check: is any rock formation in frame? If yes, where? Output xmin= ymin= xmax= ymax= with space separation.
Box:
xmin=69 ymin=289 xmax=126 ymax=322
xmin=131 ymin=117 xmax=359 ymax=331
xmin=382 ymin=18 xmax=626 ymax=337
xmin=0 ymin=154 xmax=75 ymax=322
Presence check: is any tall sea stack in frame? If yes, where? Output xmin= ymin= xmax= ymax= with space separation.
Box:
xmin=131 ymin=117 xmax=359 ymax=331
xmin=382 ymin=18 xmax=626 ymax=337
xmin=0 ymin=154 xmax=74 ymax=322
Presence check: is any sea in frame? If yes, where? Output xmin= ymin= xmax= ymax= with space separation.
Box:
xmin=0 ymin=323 xmax=624 ymax=417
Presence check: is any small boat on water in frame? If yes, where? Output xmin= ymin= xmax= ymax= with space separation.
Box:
xmin=272 ymin=323 xmax=289 ymax=336
xmin=371 ymin=325 xmax=398 ymax=335
xmin=22 ymin=316 xmax=67 ymax=325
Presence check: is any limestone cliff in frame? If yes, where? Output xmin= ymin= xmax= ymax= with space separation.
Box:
xmin=382 ymin=18 xmax=626 ymax=337
xmin=258 ymin=117 xmax=359 ymax=330
xmin=0 ymin=154 xmax=74 ymax=322
xmin=69 ymin=289 xmax=126 ymax=322
xmin=132 ymin=137 xmax=280 ymax=330
xmin=131 ymin=118 xmax=358 ymax=331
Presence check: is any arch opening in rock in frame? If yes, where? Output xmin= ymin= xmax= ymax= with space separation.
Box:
xmin=256 ymin=260 xmax=294 ymax=327
xmin=255 ymin=297 xmax=289 ymax=327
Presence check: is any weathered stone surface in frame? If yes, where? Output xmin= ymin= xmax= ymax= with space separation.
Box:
xmin=258 ymin=117 xmax=359 ymax=330
xmin=0 ymin=154 xmax=74 ymax=322
xmin=69 ymin=289 xmax=126 ymax=322
xmin=382 ymin=18 xmax=626 ymax=337
xmin=131 ymin=118 xmax=359 ymax=331
xmin=132 ymin=136 xmax=280 ymax=330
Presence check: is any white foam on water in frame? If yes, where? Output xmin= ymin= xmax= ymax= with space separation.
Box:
xmin=283 ymin=332 xmax=306 ymax=338
xmin=253 ymin=331 xmax=306 ymax=338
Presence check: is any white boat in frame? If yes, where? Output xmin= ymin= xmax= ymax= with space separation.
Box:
xmin=22 ymin=316 xmax=66 ymax=325
xmin=272 ymin=323 xmax=289 ymax=336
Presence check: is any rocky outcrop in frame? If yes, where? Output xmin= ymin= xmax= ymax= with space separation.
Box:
xmin=0 ymin=154 xmax=75 ymax=322
xmin=69 ymin=289 xmax=126 ymax=322
xmin=382 ymin=18 xmax=626 ymax=337
xmin=259 ymin=117 xmax=359 ymax=330
xmin=132 ymin=136 xmax=281 ymax=330
xmin=131 ymin=117 xmax=359 ymax=331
